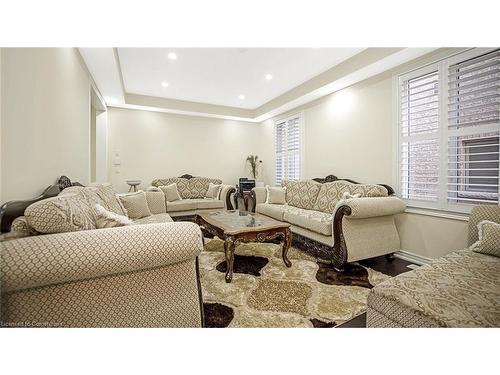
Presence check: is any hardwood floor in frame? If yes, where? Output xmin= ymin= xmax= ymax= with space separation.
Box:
xmin=336 ymin=256 xmax=416 ymax=328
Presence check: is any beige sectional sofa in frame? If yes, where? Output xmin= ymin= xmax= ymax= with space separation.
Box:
xmin=151 ymin=175 xmax=236 ymax=218
xmin=367 ymin=205 xmax=500 ymax=328
xmin=0 ymin=183 xmax=205 ymax=327
xmin=252 ymin=178 xmax=406 ymax=268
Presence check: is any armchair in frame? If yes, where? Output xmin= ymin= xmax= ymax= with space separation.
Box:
xmin=1 ymin=222 xmax=205 ymax=327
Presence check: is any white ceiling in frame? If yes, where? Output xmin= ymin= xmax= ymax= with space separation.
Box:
xmin=117 ymin=48 xmax=364 ymax=109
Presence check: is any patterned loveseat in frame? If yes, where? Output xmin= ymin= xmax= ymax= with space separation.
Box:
xmin=151 ymin=175 xmax=236 ymax=218
xmin=367 ymin=205 xmax=500 ymax=328
xmin=0 ymin=182 xmax=205 ymax=328
xmin=251 ymin=175 xmax=406 ymax=269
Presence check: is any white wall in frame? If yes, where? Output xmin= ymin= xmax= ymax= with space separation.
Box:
xmin=259 ymin=76 xmax=393 ymax=186
xmin=95 ymin=111 xmax=108 ymax=183
xmin=1 ymin=48 xmax=93 ymax=202
xmin=107 ymin=107 xmax=265 ymax=193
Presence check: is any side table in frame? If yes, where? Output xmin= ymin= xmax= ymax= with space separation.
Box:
xmin=126 ymin=180 xmax=142 ymax=192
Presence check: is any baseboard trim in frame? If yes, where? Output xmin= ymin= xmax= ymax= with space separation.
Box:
xmin=394 ymin=250 xmax=432 ymax=266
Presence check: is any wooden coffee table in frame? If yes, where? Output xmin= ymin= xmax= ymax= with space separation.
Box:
xmin=196 ymin=210 xmax=292 ymax=283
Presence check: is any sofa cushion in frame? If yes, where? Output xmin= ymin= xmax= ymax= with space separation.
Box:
xmin=145 ymin=191 xmax=167 ymax=214
xmin=165 ymin=199 xmax=224 ymax=212
xmin=25 ymin=190 xmax=97 ymax=234
xmin=368 ymin=248 xmax=500 ymax=327
xmin=153 ymin=177 xmax=222 ymax=199
xmin=255 ymin=203 xmax=287 ymax=221
xmin=118 ymin=191 xmax=152 ymax=219
xmin=193 ymin=199 xmax=224 ymax=210
xmin=472 ymin=220 xmax=500 ymax=257
xmin=282 ymin=180 xmax=322 ymax=210
xmin=133 ymin=213 xmax=173 ymax=224
xmin=313 ymin=181 xmax=388 ymax=213
xmin=283 ymin=207 xmax=332 ymax=236
xmin=166 ymin=200 xmax=198 ymax=212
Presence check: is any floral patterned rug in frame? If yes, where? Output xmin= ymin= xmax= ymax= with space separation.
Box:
xmin=199 ymin=239 xmax=391 ymax=328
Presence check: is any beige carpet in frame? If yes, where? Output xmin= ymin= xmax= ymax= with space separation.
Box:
xmin=199 ymin=239 xmax=391 ymax=328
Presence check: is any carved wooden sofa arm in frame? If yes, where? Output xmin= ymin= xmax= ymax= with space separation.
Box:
xmin=220 ymin=185 xmax=237 ymax=210
xmin=332 ymin=197 xmax=407 ymax=269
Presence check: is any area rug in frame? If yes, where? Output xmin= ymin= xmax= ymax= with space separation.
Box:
xmin=199 ymin=239 xmax=392 ymax=328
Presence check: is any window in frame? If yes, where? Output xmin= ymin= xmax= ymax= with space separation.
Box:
xmin=397 ymin=48 xmax=499 ymax=212
xmin=275 ymin=114 xmax=302 ymax=186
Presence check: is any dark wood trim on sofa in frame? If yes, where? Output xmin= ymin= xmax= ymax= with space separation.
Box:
xmin=0 ymin=185 xmax=61 ymax=233
xmin=225 ymin=187 xmax=236 ymax=211
xmin=0 ymin=176 xmax=84 ymax=233
xmin=311 ymin=174 xmax=395 ymax=195
xmin=179 ymin=174 xmax=196 ymax=179
xmin=289 ymin=205 xmax=351 ymax=269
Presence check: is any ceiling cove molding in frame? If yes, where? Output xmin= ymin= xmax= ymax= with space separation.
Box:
xmin=81 ymin=47 xmax=438 ymax=122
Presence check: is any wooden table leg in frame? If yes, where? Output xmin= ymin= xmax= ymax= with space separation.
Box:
xmin=282 ymin=228 xmax=292 ymax=268
xmin=224 ymin=237 xmax=235 ymax=283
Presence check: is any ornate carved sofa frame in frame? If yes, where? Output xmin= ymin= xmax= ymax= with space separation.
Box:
xmin=250 ymin=174 xmax=405 ymax=270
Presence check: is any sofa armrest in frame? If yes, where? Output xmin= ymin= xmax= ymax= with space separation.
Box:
xmin=251 ymin=187 xmax=267 ymax=205
xmin=334 ymin=196 xmax=406 ymax=219
xmin=1 ymin=222 xmax=203 ymax=293
xmin=219 ymin=185 xmax=236 ymax=210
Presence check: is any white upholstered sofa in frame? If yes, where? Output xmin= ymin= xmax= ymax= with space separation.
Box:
xmin=0 ymin=182 xmax=205 ymax=328
xmin=251 ymin=176 xmax=406 ymax=269
xmin=151 ymin=175 xmax=236 ymax=219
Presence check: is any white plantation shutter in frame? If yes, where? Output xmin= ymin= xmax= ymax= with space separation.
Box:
xmin=275 ymin=114 xmax=302 ymax=186
xmin=397 ymin=48 xmax=500 ymax=212
xmin=447 ymin=50 xmax=500 ymax=206
xmin=400 ymin=67 xmax=440 ymax=203
xmin=275 ymin=120 xmax=286 ymax=186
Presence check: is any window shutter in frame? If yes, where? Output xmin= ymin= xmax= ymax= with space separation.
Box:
xmin=286 ymin=116 xmax=301 ymax=181
xmin=400 ymin=70 xmax=440 ymax=202
xmin=275 ymin=114 xmax=302 ymax=186
xmin=275 ymin=120 xmax=286 ymax=186
xmin=447 ymin=50 xmax=500 ymax=205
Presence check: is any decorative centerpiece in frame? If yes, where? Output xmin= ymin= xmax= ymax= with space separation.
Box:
xmin=246 ymin=155 xmax=263 ymax=186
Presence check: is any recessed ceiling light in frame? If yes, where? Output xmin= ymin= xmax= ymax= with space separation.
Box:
xmin=105 ymin=97 xmax=118 ymax=105
xmin=238 ymin=94 xmax=245 ymax=100
xmin=265 ymin=74 xmax=273 ymax=80
xmin=161 ymin=81 xmax=169 ymax=87
xmin=167 ymin=52 xmax=177 ymax=60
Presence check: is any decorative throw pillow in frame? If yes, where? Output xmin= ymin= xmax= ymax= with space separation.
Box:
xmin=94 ymin=204 xmax=134 ymax=228
xmin=86 ymin=183 xmax=127 ymax=216
xmin=266 ymin=186 xmax=286 ymax=205
xmin=160 ymin=183 xmax=182 ymax=202
xmin=471 ymin=220 xmax=500 ymax=257
xmin=146 ymin=186 xmax=162 ymax=192
xmin=205 ymin=182 xmax=222 ymax=199
xmin=145 ymin=191 xmax=167 ymax=214
xmin=25 ymin=190 xmax=97 ymax=234
xmin=118 ymin=191 xmax=152 ymax=219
